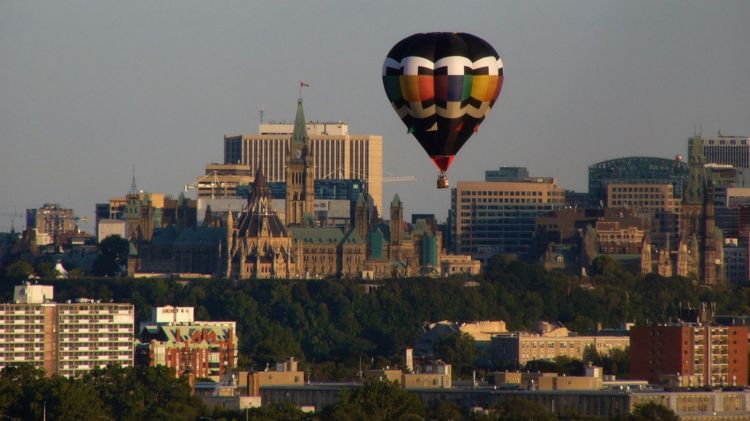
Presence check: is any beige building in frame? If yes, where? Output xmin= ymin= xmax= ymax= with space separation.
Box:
xmin=241 ymin=358 xmax=305 ymax=396
xmin=0 ymin=284 xmax=134 ymax=377
xmin=365 ymin=363 xmax=452 ymax=389
xmin=491 ymin=325 xmax=629 ymax=365
xmin=224 ymin=122 xmax=383 ymax=212
xmin=607 ymin=183 xmax=680 ymax=214
xmin=440 ymin=254 xmax=482 ymax=276
xmin=190 ymin=163 xmax=254 ymax=199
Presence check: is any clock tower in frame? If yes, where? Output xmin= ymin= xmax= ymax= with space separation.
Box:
xmin=285 ymin=96 xmax=315 ymax=225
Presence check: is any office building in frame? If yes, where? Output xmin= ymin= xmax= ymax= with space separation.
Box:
xmin=588 ymin=157 xmax=688 ymax=207
xmin=689 ymin=132 xmax=750 ymax=169
xmin=451 ymin=176 xmax=566 ymax=259
xmin=0 ymin=284 xmax=134 ymax=377
xmin=137 ymin=306 xmax=237 ymax=383
xmin=723 ymin=238 xmax=748 ymax=286
xmin=223 ymin=121 xmax=383 ymax=212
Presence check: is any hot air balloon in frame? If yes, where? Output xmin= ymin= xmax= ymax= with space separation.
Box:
xmin=382 ymin=32 xmax=503 ymax=188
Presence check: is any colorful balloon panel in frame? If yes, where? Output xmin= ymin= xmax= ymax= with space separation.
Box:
xmin=382 ymin=32 xmax=503 ymax=171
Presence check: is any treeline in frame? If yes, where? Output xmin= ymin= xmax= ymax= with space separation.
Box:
xmin=0 ymin=366 xmax=678 ymax=421
xmin=2 ymin=255 xmax=749 ymax=378
xmin=0 ymin=365 xmax=208 ymax=420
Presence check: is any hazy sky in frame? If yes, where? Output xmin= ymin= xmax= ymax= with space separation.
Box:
xmin=2 ymin=1 xmax=749 ymax=232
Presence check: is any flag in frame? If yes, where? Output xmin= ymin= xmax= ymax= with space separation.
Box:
xmin=300 ymin=81 xmax=310 ymax=87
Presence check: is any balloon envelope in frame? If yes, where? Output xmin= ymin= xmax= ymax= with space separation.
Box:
xmin=382 ymin=32 xmax=503 ymax=172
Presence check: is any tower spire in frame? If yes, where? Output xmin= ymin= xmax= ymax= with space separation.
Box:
xmin=129 ymin=164 xmax=138 ymax=196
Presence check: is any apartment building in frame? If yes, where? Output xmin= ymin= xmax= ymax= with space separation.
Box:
xmin=0 ymin=284 xmax=134 ymax=377
xmin=630 ymin=323 xmax=748 ymax=387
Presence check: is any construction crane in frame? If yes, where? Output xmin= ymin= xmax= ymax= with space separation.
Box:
xmin=184 ymin=171 xmax=230 ymax=199
xmin=321 ymin=168 xmax=416 ymax=184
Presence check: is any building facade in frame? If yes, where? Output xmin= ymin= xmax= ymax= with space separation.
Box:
xmin=690 ymin=132 xmax=750 ymax=169
xmin=588 ymin=157 xmax=688 ymax=207
xmin=451 ymin=177 xmax=566 ymax=260
xmin=137 ymin=306 xmax=237 ymax=382
xmin=224 ymin=121 xmax=383 ymax=212
xmin=630 ymin=323 xmax=748 ymax=387
xmin=0 ymin=284 xmax=134 ymax=377
xmin=491 ymin=331 xmax=630 ymax=366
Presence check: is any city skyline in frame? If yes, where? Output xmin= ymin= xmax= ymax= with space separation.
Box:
xmin=2 ymin=1 xmax=750 ymax=231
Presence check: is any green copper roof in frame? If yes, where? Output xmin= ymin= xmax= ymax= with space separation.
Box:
xmin=391 ymin=193 xmax=402 ymax=207
xmin=292 ymin=98 xmax=308 ymax=146
xmin=290 ymin=226 xmax=344 ymax=244
xmin=341 ymin=228 xmax=364 ymax=245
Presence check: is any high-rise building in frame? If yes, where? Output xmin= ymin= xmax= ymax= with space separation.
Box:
xmin=451 ymin=176 xmax=566 ymax=260
xmin=224 ymin=122 xmax=383 ymax=212
xmin=25 ymin=203 xmax=77 ymax=245
xmin=0 ymin=284 xmax=134 ymax=377
xmin=689 ymin=132 xmax=750 ymax=169
xmin=631 ymin=322 xmax=748 ymax=387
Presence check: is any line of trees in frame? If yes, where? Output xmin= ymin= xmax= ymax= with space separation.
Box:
xmin=2 ymin=254 xmax=749 ymax=379
xmin=0 ymin=368 xmax=679 ymax=421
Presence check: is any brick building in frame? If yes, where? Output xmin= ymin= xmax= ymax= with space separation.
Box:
xmin=630 ymin=323 xmax=748 ymax=387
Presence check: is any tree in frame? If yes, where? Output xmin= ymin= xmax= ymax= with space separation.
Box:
xmin=433 ymin=332 xmax=476 ymax=378
xmin=321 ymin=380 xmax=426 ymax=421
xmin=628 ymin=402 xmax=679 ymax=421
xmin=35 ymin=261 xmax=57 ymax=279
xmin=93 ymin=235 xmax=129 ymax=276
xmin=2 ymin=260 xmax=34 ymax=283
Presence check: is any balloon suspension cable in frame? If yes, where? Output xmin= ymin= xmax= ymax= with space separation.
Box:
xmin=437 ymin=172 xmax=449 ymax=189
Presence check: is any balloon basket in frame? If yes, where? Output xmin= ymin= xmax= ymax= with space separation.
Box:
xmin=437 ymin=173 xmax=449 ymax=189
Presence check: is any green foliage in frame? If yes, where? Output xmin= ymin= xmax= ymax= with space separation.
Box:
xmin=35 ymin=261 xmax=57 ymax=279
xmin=583 ymin=346 xmax=630 ymax=377
xmin=27 ymin=253 xmax=750 ymax=381
xmin=2 ymin=260 xmax=33 ymax=283
xmin=433 ymin=332 xmax=476 ymax=378
xmin=627 ymin=402 xmax=679 ymax=421
xmin=526 ymin=356 xmax=584 ymax=376
xmin=0 ymin=364 xmax=207 ymax=421
xmin=93 ymin=235 xmax=129 ymax=276
xmin=321 ymin=380 xmax=426 ymax=421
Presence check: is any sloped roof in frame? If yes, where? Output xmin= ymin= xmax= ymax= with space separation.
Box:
xmin=235 ymin=170 xmax=288 ymax=238
xmin=174 ymin=227 xmax=225 ymax=246
xmin=341 ymin=228 xmax=364 ymax=245
xmin=290 ymin=226 xmax=344 ymax=244
xmin=151 ymin=226 xmax=179 ymax=246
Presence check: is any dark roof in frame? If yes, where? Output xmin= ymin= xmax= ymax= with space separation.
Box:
xmin=174 ymin=227 xmax=225 ymax=246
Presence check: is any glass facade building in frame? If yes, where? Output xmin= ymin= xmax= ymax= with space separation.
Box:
xmin=588 ymin=157 xmax=688 ymax=206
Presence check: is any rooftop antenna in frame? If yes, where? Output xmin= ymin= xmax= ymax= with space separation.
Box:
xmin=259 ymin=105 xmax=264 ymax=125
xmin=129 ymin=164 xmax=138 ymax=196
